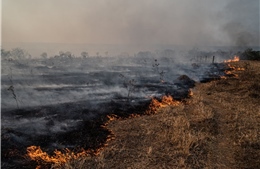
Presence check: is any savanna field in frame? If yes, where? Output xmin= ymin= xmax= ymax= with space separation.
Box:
xmin=25 ymin=59 xmax=260 ymax=168
xmin=1 ymin=48 xmax=260 ymax=168
xmin=2 ymin=1 xmax=260 ymax=168
xmin=62 ymin=60 xmax=259 ymax=169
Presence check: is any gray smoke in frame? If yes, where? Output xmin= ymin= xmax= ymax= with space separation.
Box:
xmin=2 ymin=0 xmax=259 ymax=57
xmin=223 ymin=22 xmax=255 ymax=47
xmin=222 ymin=0 xmax=260 ymax=47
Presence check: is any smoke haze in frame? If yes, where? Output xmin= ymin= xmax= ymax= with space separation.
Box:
xmin=3 ymin=1 xmax=259 ymax=167
xmin=2 ymin=0 xmax=259 ymax=55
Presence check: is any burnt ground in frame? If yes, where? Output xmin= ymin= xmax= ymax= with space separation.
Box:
xmin=58 ymin=61 xmax=260 ymax=168
xmin=2 ymin=61 xmax=256 ymax=169
xmin=1 ymin=73 xmax=195 ymax=168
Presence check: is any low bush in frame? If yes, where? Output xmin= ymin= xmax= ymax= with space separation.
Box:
xmin=241 ymin=48 xmax=260 ymax=61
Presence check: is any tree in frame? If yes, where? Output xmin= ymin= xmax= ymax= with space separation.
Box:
xmin=11 ymin=48 xmax=30 ymax=59
xmin=59 ymin=51 xmax=65 ymax=58
xmin=119 ymin=74 xmax=136 ymax=100
xmin=41 ymin=52 xmax=48 ymax=59
xmin=81 ymin=51 xmax=89 ymax=58
xmin=1 ymin=49 xmax=11 ymax=60
xmin=65 ymin=51 xmax=72 ymax=58
xmin=242 ymin=48 xmax=260 ymax=60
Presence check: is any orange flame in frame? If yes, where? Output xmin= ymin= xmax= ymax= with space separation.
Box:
xmin=226 ymin=63 xmax=245 ymax=71
xmin=27 ymin=146 xmax=90 ymax=167
xmin=225 ymin=70 xmax=232 ymax=75
xmin=224 ymin=55 xmax=240 ymax=63
xmin=27 ymin=95 xmax=181 ymax=167
xmin=146 ymin=95 xmax=180 ymax=114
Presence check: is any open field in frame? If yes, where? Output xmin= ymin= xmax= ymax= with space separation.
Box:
xmin=58 ymin=61 xmax=260 ymax=168
xmin=2 ymin=54 xmax=226 ymax=168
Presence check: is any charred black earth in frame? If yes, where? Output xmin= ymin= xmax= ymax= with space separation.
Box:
xmin=1 ymin=56 xmax=230 ymax=168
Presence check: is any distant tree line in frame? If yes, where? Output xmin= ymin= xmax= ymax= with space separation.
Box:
xmin=240 ymin=48 xmax=260 ymax=61
xmin=1 ymin=48 xmax=91 ymax=60
xmin=1 ymin=48 xmax=31 ymax=60
xmin=1 ymin=47 xmax=259 ymax=61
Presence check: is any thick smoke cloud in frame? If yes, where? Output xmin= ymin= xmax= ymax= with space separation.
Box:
xmin=2 ymin=0 xmax=259 ymax=56
xmin=222 ymin=0 xmax=260 ymax=47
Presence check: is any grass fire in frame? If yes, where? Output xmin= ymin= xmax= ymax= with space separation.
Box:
xmin=2 ymin=48 xmax=260 ymax=168
xmin=224 ymin=55 xmax=240 ymax=63
xmin=57 ymin=60 xmax=259 ymax=169
xmin=2 ymin=1 xmax=260 ymax=167
xmin=23 ymin=59 xmax=260 ymax=168
xmin=27 ymin=146 xmax=90 ymax=167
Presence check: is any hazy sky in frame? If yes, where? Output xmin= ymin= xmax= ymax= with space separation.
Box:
xmin=2 ymin=0 xmax=260 ymax=47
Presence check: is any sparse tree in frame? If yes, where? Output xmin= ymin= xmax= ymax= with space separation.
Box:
xmin=11 ymin=48 xmax=30 ymax=59
xmin=59 ymin=51 xmax=65 ymax=58
xmin=65 ymin=51 xmax=72 ymax=58
xmin=8 ymin=68 xmax=19 ymax=109
xmin=81 ymin=51 xmax=89 ymax=58
xmin=119 ymin=74 xmax=136 ymax=100
xmin=152 ymin=59 xmax=165 ymax=82
xmin=1 ymin=49 xmax=11 ymax=60
xmin=41 ymin=52 xmax=48 ymax=59
xmin=242 ymin=48 xmax=260 ymax=60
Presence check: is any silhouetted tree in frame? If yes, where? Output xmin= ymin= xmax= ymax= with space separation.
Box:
xmin=1 ymin=49 xmax=11 ymax=60
xmin=65 ymin=51 xmax=72 ymax=58
xmin=59 ymin=51 xmax=65 ymax=58
xmin=152 ymin=59 xmax=165 ymax=82
xmin=242 ymin=48 xmax=260 ymax=60
xmin=40 ymin=52 xmax=48 ymax=59
xmin=11 ymin=48 xmax=30 ymax=59
xmin=81 ymin=51 xmax=89 ymax=58
xmin=119 ymin=74 xmax=136 ymax=100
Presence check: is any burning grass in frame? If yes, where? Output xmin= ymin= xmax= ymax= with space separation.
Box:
xmin=145 ymin=95 xmax=181 ymax=115
xmin=224 ymin=55 xmax=240 ymax=63
xmin=26 ymin=95 xmax=181 ymax=168
xmin=26 ymin=60 xmax=260 ymax=168
xmin=27 ymin=146 xmax=90 ymax=168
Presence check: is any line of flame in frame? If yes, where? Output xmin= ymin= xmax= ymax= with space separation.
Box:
xmin=27 ymin=146 xmax=90 ymax=165
xmin=27 ymin=95 xmax=181 ymax=168
xmin=146 ymin=95 xmax=181 ymax=114
xmin=224 ymin=55 xmax=240 ymax=63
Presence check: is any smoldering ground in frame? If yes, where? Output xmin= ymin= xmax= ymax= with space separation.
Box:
xmin=1 ymin=48 xmax=235 ymax=168
xmin=1 ymin=0 xmax=259 ymax=168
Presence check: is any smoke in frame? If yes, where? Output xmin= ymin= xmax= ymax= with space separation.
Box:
xmin=2 ymin=46 xmax=237 ymax=168
xmin=223 ymin=22 xmax=256 ymax=47
xmin=2 ymin=0 xmax=259 ymax=55
xmin=221 ymin=0 xmax=260 ymax=47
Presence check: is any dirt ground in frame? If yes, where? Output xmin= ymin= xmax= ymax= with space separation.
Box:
xmin=52 ymin=61 xmax=260 ymax=168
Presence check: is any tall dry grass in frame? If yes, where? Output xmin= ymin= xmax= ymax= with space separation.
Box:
xmin=52 ymin=61 xmax=260 ymax=169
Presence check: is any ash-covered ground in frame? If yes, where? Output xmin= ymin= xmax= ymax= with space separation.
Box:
xmin=1 ymin=50 xmax=231 ymax=168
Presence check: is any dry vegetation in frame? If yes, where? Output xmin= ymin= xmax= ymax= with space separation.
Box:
xmin=52 ymin=61 xmax=260 ymax=169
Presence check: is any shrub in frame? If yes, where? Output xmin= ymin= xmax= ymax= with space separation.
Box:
xmin=241 ymin=48 xmax=260 ymax=61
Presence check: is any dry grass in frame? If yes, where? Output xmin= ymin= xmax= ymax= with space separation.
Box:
xmin=56 ymin=61 xmax=260 ymax=169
